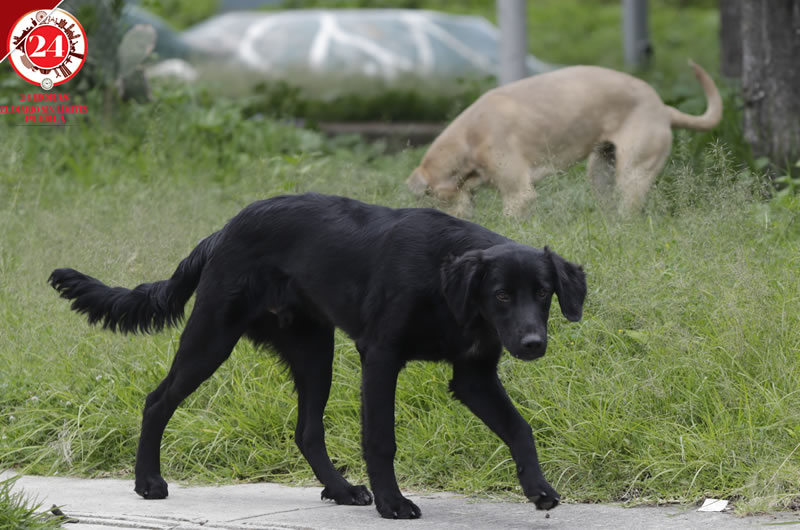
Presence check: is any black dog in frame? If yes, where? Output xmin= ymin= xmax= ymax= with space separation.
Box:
xmin=49 ymin=193 xmax=586 ymax=519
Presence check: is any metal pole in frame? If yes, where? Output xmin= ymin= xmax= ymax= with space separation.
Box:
xmin=622 ymin=0 xmax=651 ymax=69
xmin=497 ymin=0 xmax=528 ymax=85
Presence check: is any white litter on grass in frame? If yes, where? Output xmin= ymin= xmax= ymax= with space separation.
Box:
xmin=697 ymin=498 xmax=729 ymax=512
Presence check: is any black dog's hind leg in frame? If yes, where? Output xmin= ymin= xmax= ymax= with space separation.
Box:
xmin=359 ymin=350 xmax=421 ymax=519
xmin=450 ymin=360 xmax=560 ymax=510
xmin=135 ymin=299 xmax=245 ymax=499
xmin=273 ymin=318 xmax=372 ymax=506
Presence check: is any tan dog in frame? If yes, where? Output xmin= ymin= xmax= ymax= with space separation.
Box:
xmin=408 ymin=61 xmax=722 ymax=216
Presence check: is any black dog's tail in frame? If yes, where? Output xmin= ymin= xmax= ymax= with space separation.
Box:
xmin=48 ymin=231 xmax=221 ymax=334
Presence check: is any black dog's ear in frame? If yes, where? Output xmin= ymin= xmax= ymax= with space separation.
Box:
xmin=441 ymin=250 xmax=484 ymax=325
xmin=546 ymin=247 xmax=587 ymax=322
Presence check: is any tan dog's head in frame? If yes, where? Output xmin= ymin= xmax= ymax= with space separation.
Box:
xmin=407 ymin=166 xmax=463 ymax=203
xmin=406 ymin=167 xmax=430 ymax=197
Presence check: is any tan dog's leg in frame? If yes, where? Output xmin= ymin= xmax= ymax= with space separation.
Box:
xmin=587 ymin=143 xmax=617 ymax=209
xmin=482 ymin=150 xmax=536 ymax=217
xmin=447 ymin=176 xmax=485 ymax=217
xmin=499 ymin=175 xmax=536 ymax=217
xmin=428 ymin=182 xmax=473 ymax=217
xmin=614 ymin=125 xmax=673 ymax=212
xmin=450 ymin=188 xmax=474 ymax=218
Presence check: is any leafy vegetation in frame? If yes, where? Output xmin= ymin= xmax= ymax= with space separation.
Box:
xmin=1 ymin=0 xmax=798 ymax=517
xmin=139 ymin=0 xmax=220 ymax=30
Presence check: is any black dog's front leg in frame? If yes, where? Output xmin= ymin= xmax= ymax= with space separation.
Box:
xmin=450 ymin=361 xmax=560 ymax=510
xmin=360 ymin=356 xmax=422 ymax=519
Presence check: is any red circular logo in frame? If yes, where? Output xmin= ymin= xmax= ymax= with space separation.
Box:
xmin=25 ymin=24 xmax=70 ymax=70
xmin=7 ymin=9 xmax=87 ymax=89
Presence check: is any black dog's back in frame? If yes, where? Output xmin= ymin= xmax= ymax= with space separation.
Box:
xmin=202 ymin=194 xmax=507 ymax=338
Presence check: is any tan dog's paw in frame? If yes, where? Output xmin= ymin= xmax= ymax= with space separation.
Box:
xmin=502 ymin=192 xmax=536 ymax=218
xmin=449 ymin=203 xmax=473 ymax=218
xmin=449 ymin=191 xmax=474 ymax=218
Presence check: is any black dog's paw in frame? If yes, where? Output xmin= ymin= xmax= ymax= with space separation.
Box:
xmin=374 ymin=494 xmax=421 ymax=519
xmin=134 ymin=475 xmax=169 ymax=499
xmin=527 ymin=492 xmax=560 ymax=510
xmin=321 ymin=484 xmax=373 ymax=506
xmin=527 ymin=482 xmax=560 ymax=510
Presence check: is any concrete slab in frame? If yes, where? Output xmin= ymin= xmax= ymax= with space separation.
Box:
xmin=5 ymin=472 xmax=799 ymax=529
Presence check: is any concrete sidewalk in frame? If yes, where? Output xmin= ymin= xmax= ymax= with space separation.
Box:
xmin=5 ymin=472 xmax=799 ymax=529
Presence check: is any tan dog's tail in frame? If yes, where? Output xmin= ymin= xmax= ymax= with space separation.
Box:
xmin=667 ymin=60 xmax=723 ymax=131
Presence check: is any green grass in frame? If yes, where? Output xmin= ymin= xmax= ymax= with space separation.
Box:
xmin=0 ymin=475 xmax=62 ymax=529
xmin=2 ymin=0 xmax=799 ymax=517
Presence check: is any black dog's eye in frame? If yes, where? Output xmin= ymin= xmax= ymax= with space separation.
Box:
xmin=536 ymin=288 xmax=550 ymax=298
xmin=496 ymin=290 xmax=511 ymax=302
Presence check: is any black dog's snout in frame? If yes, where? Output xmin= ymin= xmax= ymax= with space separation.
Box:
xmin=521 ymin=334 xmax=545 ymax=352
